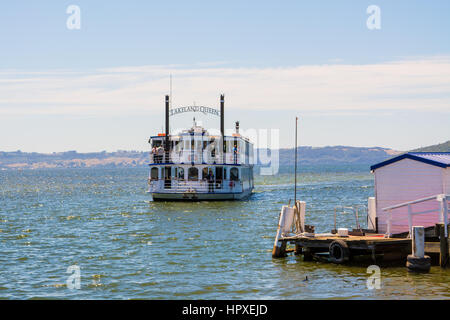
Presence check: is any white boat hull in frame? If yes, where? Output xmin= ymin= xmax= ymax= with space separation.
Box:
xmin=151 ymin=188 xmax=253 ymax=201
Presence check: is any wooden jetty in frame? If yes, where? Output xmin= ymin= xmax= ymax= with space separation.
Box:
xmin=274 ymin=145 xmax=450 ymax=270
xmin=272 ymin=201 xmax=450 ymax=270
xmin=280 ymin=234 xmax=412 ymax=264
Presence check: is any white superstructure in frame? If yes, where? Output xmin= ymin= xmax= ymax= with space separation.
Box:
xmin=147 ymin=94 xmax=254 ymax=201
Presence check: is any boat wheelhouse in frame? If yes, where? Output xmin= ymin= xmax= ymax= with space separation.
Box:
xmin=147 ymin=94 xmax=254 ymax=201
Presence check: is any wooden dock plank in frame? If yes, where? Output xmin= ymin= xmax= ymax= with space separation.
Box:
xmin=281 ymin=233 xmax=450 ymax=265
xmin=282 ymin=235 xmax=411 ymax=254
xmin=425 ymin=240 xmax=450 ymax=254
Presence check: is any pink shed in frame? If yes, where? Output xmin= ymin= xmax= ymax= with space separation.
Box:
xmin=370 ymin=153 xmax=450 ymax=235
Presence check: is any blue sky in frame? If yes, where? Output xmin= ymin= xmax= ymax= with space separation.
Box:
xmin=0 ymin=1 xmax=449 ymax=152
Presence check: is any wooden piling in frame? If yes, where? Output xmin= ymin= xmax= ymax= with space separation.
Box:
xmin=272 ymin=206 xmax=294 ymax=258
xmin=412 ymin=226 xmax=425 ymax=258
xmin=293 ymin=202 xmax=302 ymax=255
xmin=272 ymin=209 xmax=286 ymax=258
xmin=407 ymin=226 xmax=430 ymax=272
xmin=437 ymin=223 xmax=448 ymax=268
xmin=302 ymin=247 xmax=314 ymax=261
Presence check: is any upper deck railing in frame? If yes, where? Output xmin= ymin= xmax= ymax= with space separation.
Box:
xmin=149 ymin=131 xmax=254 ymax=166
xmin=149 ymin=151 xmax=249 ymax=165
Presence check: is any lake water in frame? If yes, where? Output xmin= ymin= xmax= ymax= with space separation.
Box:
xmin=0 ymin=166 xmax=449 ymax=299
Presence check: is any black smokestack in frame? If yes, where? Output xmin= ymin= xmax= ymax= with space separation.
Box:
xmin=220 ymin=94 xmax=225 ymax=137
xmin=165 ymin=95 xmax=169 ymax=150
xmin=220 ymin=94 xmax=225 ymax=161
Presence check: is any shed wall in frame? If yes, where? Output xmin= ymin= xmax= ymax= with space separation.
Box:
xmin=444 ymin=168 xmax=450 ymax=194
xmin=375 ymin=158 xmax=444 ymax=234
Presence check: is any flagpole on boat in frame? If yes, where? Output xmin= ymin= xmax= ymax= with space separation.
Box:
xmin=170 ymin=74 xmax=172 ymax=108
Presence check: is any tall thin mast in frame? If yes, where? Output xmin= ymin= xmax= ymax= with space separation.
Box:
xmin=165 ymin=95 xmax=170 ymax=151
xmin=294 ymin=117 xmax=298 ymax=203
xmin=170 ymin=74 xmax=172 ymax=108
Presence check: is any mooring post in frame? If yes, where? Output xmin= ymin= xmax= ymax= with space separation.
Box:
xmin=272 ymin=206 xmax=288 ymax=258
xmin=294 ymin=201 xmax=306 ymax=255
xmin=406 ymin=226 xmax=430 ymax=272
xmin=294 ymin=203 xmax=301 ymax=255
xmin=298 ymin=201 xmax=305 ymax=233
xmin=437 ymin=223 xmax=448 ymax=268
xmin=412 ymin=226 xmax=425 ymax=258
xmin=293 ymin=202 xmax=300 ymax=234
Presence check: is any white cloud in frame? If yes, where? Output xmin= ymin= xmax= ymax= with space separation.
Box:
xmin=1 ymin=56 xmax=450 ymax=116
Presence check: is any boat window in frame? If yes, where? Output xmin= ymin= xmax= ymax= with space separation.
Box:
xmin=245 ymin=141 xmax=250 ymax=160
xmin=188 ymin=167 xmax=199 ymax=181
xmin=209 ymin=139 xmax=215 ymax=153
xmin=164 ymin=167 xmax=171 ymax=179
xmin=202 ymin=167 xmax=208 ymax=180
xmin=152 ymin=140 xmax=162 ymax=148
xmin=151 ymin=167 xmax=159 ymax=180
xmin=230 ymin=167 xmax=239 ymax=181
xmin=177 ymin=167 xmax=184 ymax=180
xmin=209 ymin=141 xmax=216 ymax=158
xmin=227 ymin=141 xmax=233 ymax=153
xmin=216 ymin=166 xmax=223 ymax=181
xmin=174 ymin=140 xmax=181 ymax=152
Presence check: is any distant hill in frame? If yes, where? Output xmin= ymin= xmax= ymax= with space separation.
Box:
xmin=0 ymin=150 xmax=149 ymax=170
xmin=274 ymin=146 xmax=400 ymax=166
xmin=410 ymin=140 xmax=450 ymax=152
xmin=3 ymin=142 xmax=448 ymax=171
xmin=0 ymin=146 xmax=400 ymax=170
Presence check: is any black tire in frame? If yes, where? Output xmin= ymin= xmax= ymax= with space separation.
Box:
xmin=407 ymin=254 xmax=431 ymax=265
xmin=406 ymin=255 xmax=431 ymax=272
xmin=329 ymin=240 xmax=350 ymax=264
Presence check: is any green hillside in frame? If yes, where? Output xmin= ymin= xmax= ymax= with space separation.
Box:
xmin=411 ymin=140 xmax=450 ymax=152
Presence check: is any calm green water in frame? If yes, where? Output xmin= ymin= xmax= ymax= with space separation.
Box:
xmin=0 ymin=166 xmax=449 ymax=299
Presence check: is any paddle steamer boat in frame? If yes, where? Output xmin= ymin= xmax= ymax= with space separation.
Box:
xmin=147 ymin=95 xmax=254 ymax=201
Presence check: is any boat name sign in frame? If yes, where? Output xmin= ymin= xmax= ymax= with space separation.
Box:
xmin=170 ymin=106 xmax=220 ymax=117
